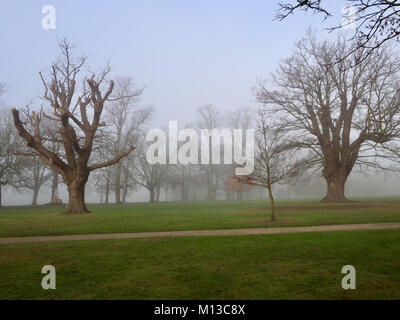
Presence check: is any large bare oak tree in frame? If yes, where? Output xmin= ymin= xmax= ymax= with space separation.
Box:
xmin=256 ymin=33 xmax=400 ymax=202
xmin=11 ymin=40 xmax=136 ymax=213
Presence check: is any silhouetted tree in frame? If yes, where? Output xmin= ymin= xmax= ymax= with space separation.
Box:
xmin=277 ymin=0 xmax=400 ymax=63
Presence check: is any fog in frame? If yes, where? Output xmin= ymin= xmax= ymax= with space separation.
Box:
xmin=3 ymin=171 xmax=399 ymax=206
xmin=1 ymin=1 xmax=400 ymax=206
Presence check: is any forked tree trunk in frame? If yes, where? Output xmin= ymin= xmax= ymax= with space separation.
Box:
xmin=11 ymin=63 xmax=136 ymax=215
xmin=66 ymin=179 xmax=89 ymax=214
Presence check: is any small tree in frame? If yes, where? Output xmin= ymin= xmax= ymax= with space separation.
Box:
xmin=11 ymin=40 xmax=136 ymax=213
xmin=235 ymin=110 xmax=295 ymax=221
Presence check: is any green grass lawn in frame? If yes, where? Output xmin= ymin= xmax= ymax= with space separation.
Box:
xmin=1 ymin=198 xmax=400 ymax=237
xmin=0 ymin=229 xmax=399 ymax=299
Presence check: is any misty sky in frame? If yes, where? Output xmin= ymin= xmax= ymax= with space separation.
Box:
xmin=0 ymin=0 xmax=348 ymax=127
xmin=3 ymin=0 xmax=398 ymax=205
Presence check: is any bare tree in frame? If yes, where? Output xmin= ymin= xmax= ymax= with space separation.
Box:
xmin=197 ymin=105 xmax=221 ymax=200
xmin=11 ymin=40 xmax=136 ymax=213
xmin=90 ymin=129 xmax=115 ymax=204
xmin=49 ymin=169 xmax=61 ymax=204
xmin=171 ymin=164 xmax=192 ymax=201
xmin=277 ymin=0 xmax=400 ymax=63
xmin=255 ymin=33 xmax=400 ymax=202
xmin=224 ymin=107 xmax=254 ymax=200
xmin=128 ymin=141 xmax=165 ymax=203
xmin=15 ymin=156 xmax=51 ymax=206
xmin=238 ymin=110 xmax=296 ymax=221
xmin=104 ymin=77 xmax=151 ymax=204
xmin=120 ymin=158 xmax=138 ymax=203
xmin=0 ymin=105 xmax=21 ymax=207
xmin=93 ymin=165 xmax=113 ymax=204
xmin=40 ymin=118 xmax=63 ymax=204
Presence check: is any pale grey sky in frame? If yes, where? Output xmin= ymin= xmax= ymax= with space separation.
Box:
xmin=0 ymin=0 xmax=347 ymax=127
xmin=4 ymin=0 xmax=396 ymax=205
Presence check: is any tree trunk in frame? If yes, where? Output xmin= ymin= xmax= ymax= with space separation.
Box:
xmin=115 ymin=185 xmax=121 ymax=204
xmin=66 ymin=180 xmax=89 ymax=214
xmin=32 ymin=188 xmax=39 ymax=206
xmin=121 ymin=169 xmax=129 ymax=203
xmin=156 ymin=187 xmax=160 ymax=202
xmin=0 ymin=184 xmax=2 ymax=207
xmin=50 ymin=170 xmax=60 ymax=204
xmin=149 ymin=189 xmax=155 ymax=203
xmin=181 ymin=185 xmax=186 ymax=201
xmin=322 ymin=168 xmax=349 ymax=202
xmin=122 ymin=187 xmax=128 ymax=203
xmin=207 ymin=183 xmax=216 ymax=200
xmin=114 ymin=163 xmax=121 ymax=204
xmin=267 ymin=185 xmax=276 ymax=222
xmin=105 ymin=174 xmax=110 ymax=204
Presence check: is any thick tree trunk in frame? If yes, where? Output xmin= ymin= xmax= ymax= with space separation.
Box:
xmin=115 ymin=186 xmax=121 ymax=204
xmin=149 ymin=189 xmax=155 ymax=203
xmin=32 ymin=188 xmax=39 ymax=206
xmin=66 ymin=180 xmax=89 ymax=214
xmin=322 ymin=168 xmax=349 ymax=202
